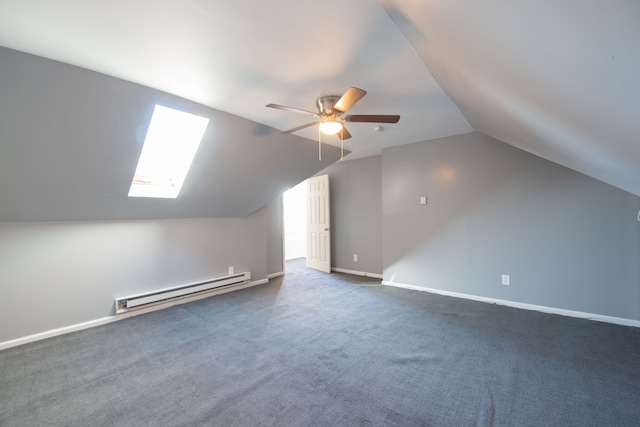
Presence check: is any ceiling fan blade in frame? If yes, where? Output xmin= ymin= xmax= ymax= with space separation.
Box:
xmin=281 ymin=121 xmax=319 ymax=134
xmin=344 ymin=114 xmax=400 ymax=123
xmin=339 ymin=126 xmax=352 ymax=140
xmin=333 ymin=87 xmax=367 ymax=113
xmin=266 ymin=103 xmax=318 ymax=117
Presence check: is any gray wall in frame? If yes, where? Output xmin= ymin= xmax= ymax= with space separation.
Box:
xmin=5 ymin=130 xmax=639 ymax=343
xmin=321 ymin=155 xmax=383 ymax=275
xmin=266 ymin=195 xmax=284 ymax=275
xmin=382 ymin=132 xmax=640 ymax=321
xmin=0 ymin=209 xmax=276 ymax=343
xmin=0 ymin=46 xmax=342 ymax=222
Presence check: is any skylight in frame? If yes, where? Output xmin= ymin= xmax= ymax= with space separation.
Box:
xmin=128 ymin=105 xmax=209 ymax=198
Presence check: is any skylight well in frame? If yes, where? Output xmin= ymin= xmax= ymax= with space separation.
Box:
xmin=129 ymin=105 xmax=209 ymax=198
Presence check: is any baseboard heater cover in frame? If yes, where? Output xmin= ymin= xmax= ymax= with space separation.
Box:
xmin=115 ymin=272 xmax=251 ymax=314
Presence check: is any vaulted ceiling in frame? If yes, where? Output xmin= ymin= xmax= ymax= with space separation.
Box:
xmin=0 ymin=0 xmax=638 ymax=221
xmin=382 ymin=0 xmax=640 ymax=196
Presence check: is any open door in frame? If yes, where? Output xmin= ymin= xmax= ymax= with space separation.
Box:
xmin=306 ymin=174 xmax=331 ymax=273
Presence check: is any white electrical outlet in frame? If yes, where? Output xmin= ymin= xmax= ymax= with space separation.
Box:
xmin=501 ymin=274 xmax=510 ymax=286
xmin=420 ymin=196 xmax=427 ymax=205
xmin=228 ymin=266 xmax=234 ymax=275
xmin=353 ymin=254 xmax=358 ymax=262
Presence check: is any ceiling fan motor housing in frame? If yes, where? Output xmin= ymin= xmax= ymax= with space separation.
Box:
xmin=316 ymin=95 xmax=341 ymax=115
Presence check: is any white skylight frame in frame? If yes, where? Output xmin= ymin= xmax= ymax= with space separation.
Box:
xmin=129 ymin=105 xmax=209 ymax=198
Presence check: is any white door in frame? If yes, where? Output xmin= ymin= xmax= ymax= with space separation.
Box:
xmin=307 ymin=174 xmax=331 ymax=273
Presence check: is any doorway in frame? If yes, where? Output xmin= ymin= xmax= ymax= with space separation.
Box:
xmin=283 ymin=175 xmax=331 ymax=273
xmin=283 ymin=180 xmax=307 ymax=261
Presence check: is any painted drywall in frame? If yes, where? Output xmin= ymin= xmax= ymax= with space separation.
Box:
xmin=382 ymin=132 xmax=640 ymax=321
xmin=383 ymin=1 xmax=640 ymax=197
xmin=0 ymin=46 xmax=342 ymax=222
xmin=0 ymin=210 xmax=274 ymax=343
xmin=266 ymin=195 xmax=284 ymax=275
xmin=321 ymin=155 xmax=383 ymax=275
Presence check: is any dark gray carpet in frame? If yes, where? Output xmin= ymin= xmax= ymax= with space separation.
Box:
xmin=2 ymin=258 xmax=640 ymax=426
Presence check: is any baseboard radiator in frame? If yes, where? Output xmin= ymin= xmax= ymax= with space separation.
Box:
xmin=115 ymin=272 xmax=251 ymax=314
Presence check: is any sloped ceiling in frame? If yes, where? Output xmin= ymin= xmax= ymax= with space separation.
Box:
xmin=0 ymin=0 xmax=472 ymax=160
xmin=381 ymin=0 xmax=640 ymax=196
xmin=0 ymin=0 xmax=638 ymax=222
xmin=0 ymin=48 xmax=343 ymax=221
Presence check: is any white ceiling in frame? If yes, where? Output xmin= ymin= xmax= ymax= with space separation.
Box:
xmin=383 ymin=0 xmax=640 ymax=196
xmin=0 ymin=0 xmax=639 ymax=195
xmin=0 ymin=0 xmax=472 ymax=161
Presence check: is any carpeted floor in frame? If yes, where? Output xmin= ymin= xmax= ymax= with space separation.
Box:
xmin=1 ymin=258 xmax=640 ymax=426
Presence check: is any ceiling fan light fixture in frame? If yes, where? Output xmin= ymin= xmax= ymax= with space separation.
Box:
xmin=267 ymin=87 xmax=400 ymax=144
xmin=318 ymin=120 xmax=343 ymax=135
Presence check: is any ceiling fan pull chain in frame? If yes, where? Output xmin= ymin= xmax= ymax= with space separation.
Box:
xmin=340 ymin=128 xmax=344 ymax=160
xmin=318 ymin=127 xmax=322 ymax=160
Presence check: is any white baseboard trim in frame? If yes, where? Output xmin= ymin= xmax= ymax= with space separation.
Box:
xmin=382 ymin=280 xmax=640 ymax=328
xmin=267 ymin=271 xmax=284 ymax=280
xmin=0 ymin=278 xmax=269 ymax=351
xmin=332 ymin=267 xmax=383 ymax=280
xmin=0 ymin=316 xmax=119 ymax=352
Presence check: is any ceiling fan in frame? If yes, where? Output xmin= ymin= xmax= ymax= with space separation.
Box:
xmin=266 ymin=87 xmax=400 ymax=159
